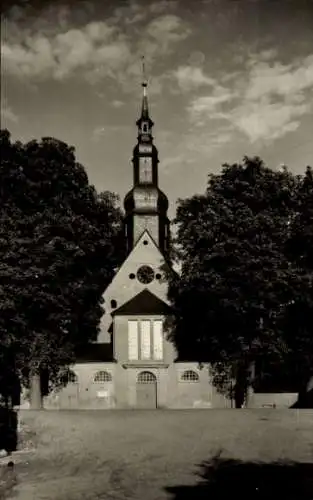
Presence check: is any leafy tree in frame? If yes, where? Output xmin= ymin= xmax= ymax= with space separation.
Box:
xmin=0 ymin=129 xmax=124 ymax=408
xmin=282 ymin=166 xmax=313 ymax=406
xmin=292 ymin=166 xmax=313 ymax=270
xmin=167 ymin=157 xmax=302 ymax=406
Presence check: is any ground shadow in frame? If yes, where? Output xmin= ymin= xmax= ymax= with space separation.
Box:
xmin=165 ymin=455 xmax=313 ymax=499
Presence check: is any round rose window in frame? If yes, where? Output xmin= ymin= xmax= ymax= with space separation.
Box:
xmin=136 ymin=265 xmax=155 ymax=284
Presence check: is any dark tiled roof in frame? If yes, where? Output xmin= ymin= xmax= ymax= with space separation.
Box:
xmin=75 ymin=343 xmax=115 ymax=363
xmin=111 ymin=289 xmax=172 ymax=316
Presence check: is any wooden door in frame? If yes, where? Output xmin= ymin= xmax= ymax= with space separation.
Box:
xmin=136 ymin=371 xmax=157 ymax=409
xmin=59 ymin=382 xmax=79 ymax=409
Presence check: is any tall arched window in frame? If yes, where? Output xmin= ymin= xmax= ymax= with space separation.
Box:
xmin=181 ymin=370 xmax=199 ymax=382
xmin=93 ymin=371 xmax=112 ymax=383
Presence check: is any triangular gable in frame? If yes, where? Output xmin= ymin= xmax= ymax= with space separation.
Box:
xmin=112 ymin=288 xmax=172 ymax=316
xmin=104 ymin=229 xmax=172 ymax=289
xmin=135 ymin=228 xmax=160 ymax=255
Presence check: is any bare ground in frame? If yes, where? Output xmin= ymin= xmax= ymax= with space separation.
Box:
xmin=1 ymin=409 xmax=313 ymax=500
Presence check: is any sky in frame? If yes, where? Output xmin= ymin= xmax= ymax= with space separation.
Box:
xmin=1 ymin=0 xmax=313 ymax=218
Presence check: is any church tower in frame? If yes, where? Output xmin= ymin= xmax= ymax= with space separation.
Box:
xmin=124 ymin=62 xmax=170 ymax=258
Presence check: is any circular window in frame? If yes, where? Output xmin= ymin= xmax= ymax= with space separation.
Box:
xmin=143 ymin=240 xmax=148 ymax=245
xmin=155 ymin=273 xmax=162 ymax=280
xmin=129 ymin=273 xmax=135 ymax=279
xmin=136 ymin=265 xmax=155 ymax=284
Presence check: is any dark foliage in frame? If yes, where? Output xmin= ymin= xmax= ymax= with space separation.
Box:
xmin=167 ymin=157 xmax=313 ymax=401
xmin=0 ymin=129 xmax=124 ymax=394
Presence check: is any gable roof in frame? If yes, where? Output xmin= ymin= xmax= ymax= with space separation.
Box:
xmin=111 ymin=288 xmax=172 ymax=316
xmin=75 ymin=342 xmax=115 ymax=362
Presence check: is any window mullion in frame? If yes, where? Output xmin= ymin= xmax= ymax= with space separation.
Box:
xmin=138 ymin=320 xmax=141 ymax=360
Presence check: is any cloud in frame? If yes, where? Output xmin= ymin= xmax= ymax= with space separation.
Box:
xmin=1 ymin=103 xmax=19 ymax=123
xmin=111 ymin=100 xmax=125 ymax=108
xmin=173 ymin=65 xmax=215 ymax=91
xmin=111 ymin=1 xmax=178 ymax=25
xmin=186 ymin=53 xmax=313 ymax=143
xmin=122 ymin=15 xmax=191 ymax=93
xmin=188 ymin=88 xmax=235 ymax=116
xmin=110 ymin=1 xmax=148 ymax=25
xmin=2 ymin=8 xmax=190 ymax=87
xmin=3 ymin=1 xmax=95 ymax=40
xmin=113 ymin=14 xmax=191 ymax=93
xmin=245 ymin=55 xmax=313 ymax=101
xmin=233 ymin=99 xmax=309 ymax=142
xmin=2 ymin=21 xmax=131 ymax=82
xmin=183 ymin=128 xmax=234 ymax=156
xmin=145 ymin=14 xmax=191 ymax=46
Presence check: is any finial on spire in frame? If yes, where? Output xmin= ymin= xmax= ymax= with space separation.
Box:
xmin=141 ymin=55 xmax=148 ymax=95
xmin=140 ymin=55 xmax=150 ymax=119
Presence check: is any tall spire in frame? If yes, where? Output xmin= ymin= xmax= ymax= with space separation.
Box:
xmin=124 ymin=56 xmax=170 ymax=256
xmin=141 ymin=55 xmax=149 ymax=119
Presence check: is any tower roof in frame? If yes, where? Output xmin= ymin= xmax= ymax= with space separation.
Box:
xmin=141 ymin=82 xmax=149 ymax=119
xmin=111 ymin=289 xmax=172 ymax=316
xmin=137 ymin=56 xmax=153 ymax=125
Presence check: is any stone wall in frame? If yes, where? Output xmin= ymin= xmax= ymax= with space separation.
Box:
xmin=42 ymin=361 xmax=232 ymax=410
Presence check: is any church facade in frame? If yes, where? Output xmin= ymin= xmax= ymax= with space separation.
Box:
xmin=42 ymin=80 xmax=230 ymax=410
xmin=41 ymin=81 xmax=298 ymax=410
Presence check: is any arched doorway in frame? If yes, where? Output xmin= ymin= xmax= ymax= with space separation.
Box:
xmin=93 ymin=370 xmax=114 ymax=408
xmin=136 ymin=371 xmax=157 ymax=409
xmin=59 ymin=370 xmax=79 ymax=409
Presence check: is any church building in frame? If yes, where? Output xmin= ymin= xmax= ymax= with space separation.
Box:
xmin=41 ymin=77 xmax=299 ymax=410
xmin=42 ymin=75 xmax=228 ymax=410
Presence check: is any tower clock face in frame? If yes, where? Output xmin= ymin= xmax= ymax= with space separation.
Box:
xmin=136 ymin=265 xmax=155 ymax=284
xmin=139 ymin=157 xmax=152 ymax=183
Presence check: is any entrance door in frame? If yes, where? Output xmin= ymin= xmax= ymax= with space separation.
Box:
xmin=136 ymin=371 xmax=157 ymax=409
xmin=58 ymin=371 xmax=79 ymax=409
xmin=59 ymin=383 xmax=79 ymax=408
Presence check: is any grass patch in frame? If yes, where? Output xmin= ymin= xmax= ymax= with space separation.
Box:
xmin=5 ymin=409 xmax=313 ymax=500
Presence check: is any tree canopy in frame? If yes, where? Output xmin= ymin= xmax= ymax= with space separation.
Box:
xmin=167 ymin=156 xmax=312 ymax=406
xmin=0 ymin=129 xmax=124 ymax=403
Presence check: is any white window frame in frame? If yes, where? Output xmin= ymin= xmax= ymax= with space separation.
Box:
xmin=128 ymin=320 xmax=139 ymax=360
xmin=127 ymin=319 xmax=164 ymax=361
xmin=180 ymin=370 xmax=200 ymax=383
xmin=93 ymin=371 xmax=113 ymax=383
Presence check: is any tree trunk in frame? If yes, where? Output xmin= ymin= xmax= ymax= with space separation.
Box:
xmin=29 ymin=372 xmax=43 ymax=409
xmin=234 ymin=383 xmax=245 ymax=408
xmin=296 ymin=374 xmax=313 ymax=408
xmin=234 ymin=363 xmax=251 ymax=408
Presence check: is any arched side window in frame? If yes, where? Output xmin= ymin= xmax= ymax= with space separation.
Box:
xmin=180 ymin=370 xmax=199 ymax=382
xmin=68 ymin=371 xmax=78 ymax=383
xmin=60 ymin=370 xmax=78 ymax=386
xmin=137 ymin=371 xmax=156 ymax=384
xmin=93 ymin=371 xmax=112 ymax=383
